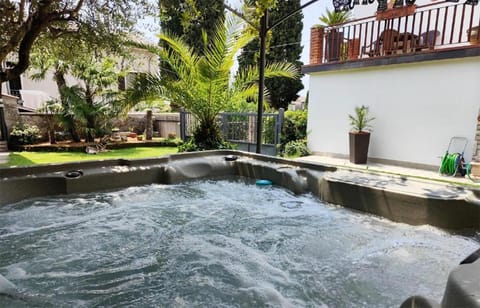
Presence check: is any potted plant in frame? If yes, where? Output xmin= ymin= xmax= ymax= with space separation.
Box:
xmin=318 ymin=9 xmax=352 ymax=62
xmin=348 ymin=105 xmax=375 ymax=164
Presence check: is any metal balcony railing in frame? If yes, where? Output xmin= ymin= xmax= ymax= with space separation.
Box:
xmin=317 ymin=2 xmax=480 ymax=64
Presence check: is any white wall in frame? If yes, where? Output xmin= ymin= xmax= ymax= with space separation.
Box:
xmin=307 ymin=56 xmax=480 ymax=167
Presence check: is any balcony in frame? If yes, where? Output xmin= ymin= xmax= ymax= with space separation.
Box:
xmin=305 ymin=2 xmax=480 ymax=71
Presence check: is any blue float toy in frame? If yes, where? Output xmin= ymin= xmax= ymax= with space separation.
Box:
xmin=256 ymin=179 xmax=272 ymax=186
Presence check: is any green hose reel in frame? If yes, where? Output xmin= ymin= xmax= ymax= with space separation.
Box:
xmin=439 ymin=137 xmax=468 ymax=177
xmin=439 ymin=152 xmax=463 ymax=176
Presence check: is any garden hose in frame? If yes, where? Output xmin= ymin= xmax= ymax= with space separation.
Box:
xmin=440 ymin=152 xmax=461 ymax=175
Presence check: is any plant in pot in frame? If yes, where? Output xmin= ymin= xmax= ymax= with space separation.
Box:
xmin=318 ymin=9 xmax=352 ymax=62
xmin=348 ymin=105 xmax=375 ymax=164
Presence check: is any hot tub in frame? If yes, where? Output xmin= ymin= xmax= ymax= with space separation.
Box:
xmin=0 ymin=150 xmax=479 ymax=307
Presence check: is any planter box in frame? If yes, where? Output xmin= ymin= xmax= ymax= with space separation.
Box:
xmin=349 ymin=132 xmax=371 ymax=164
xmin=376 ymin=5 xmax=416 ymax=21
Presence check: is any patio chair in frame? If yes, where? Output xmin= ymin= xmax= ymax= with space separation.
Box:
xmin=418 ymin=30 xmax=441 ymax=50
xmin=361 ymin=39 xmax=382 ymax=57
xmin=381 ymin=29 xmax=401 ymax=55
xmin=361 ymin=29 xmax=401 ymax=57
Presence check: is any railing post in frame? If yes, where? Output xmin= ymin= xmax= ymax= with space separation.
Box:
xmin=276 ymin=108 xmax=284 ymax=145
xmin=221 ymin=113 xmax=228 ymax=140
xmin=179 ymin=109 xmax=186 ymax=141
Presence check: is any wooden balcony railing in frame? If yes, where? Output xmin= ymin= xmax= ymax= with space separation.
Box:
xmin=310 ymin=2 xmax=480 ymax=65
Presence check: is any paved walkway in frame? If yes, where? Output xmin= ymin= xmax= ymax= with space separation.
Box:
xmin=296 ymin=155 xmax=480 ymax=188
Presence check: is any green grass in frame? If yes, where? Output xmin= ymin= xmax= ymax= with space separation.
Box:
xmin=2 ymin=147 xmax=178 ymax=167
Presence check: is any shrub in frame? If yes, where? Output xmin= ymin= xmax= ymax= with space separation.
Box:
xmin=284 ymin=139 xmax=311 ymax=158
xmin=178 ymin=138 xmax=236 ymax=153
xmin=280 ymin=110 xmax=308 ymax=155
xmin=9 ymin=123 xmax=41 ymax=145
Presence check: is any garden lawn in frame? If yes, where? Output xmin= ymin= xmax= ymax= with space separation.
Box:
xmin=3 ymin=147 xmax=178 ymax=167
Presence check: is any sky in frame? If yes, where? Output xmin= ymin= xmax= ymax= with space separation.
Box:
xmin=138 ymin=0 xmax=332 ymax=97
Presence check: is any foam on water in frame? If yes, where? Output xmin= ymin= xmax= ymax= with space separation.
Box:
xmin=0 ymin=179 xmax=478 ymax=307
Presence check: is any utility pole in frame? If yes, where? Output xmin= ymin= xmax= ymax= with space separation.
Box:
xmin=256 ymin=12 xmax=268 ymax=153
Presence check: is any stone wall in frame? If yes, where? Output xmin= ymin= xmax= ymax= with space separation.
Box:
xmin=14 ymin=111 xmax=181 ymax=140
xmin=111 ymin=112 xmax=180 ymax=138
xmin=2 ymin=94 xmax=21 ymax=133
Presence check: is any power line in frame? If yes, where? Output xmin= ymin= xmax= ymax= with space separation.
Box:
xmin=241 ymin=40 xmax=311 ymax=53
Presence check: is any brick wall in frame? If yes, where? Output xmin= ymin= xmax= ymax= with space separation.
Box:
xmin=310 ymin=27 xmax=324 ymax=65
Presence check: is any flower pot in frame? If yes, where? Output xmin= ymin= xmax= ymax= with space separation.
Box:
xmin=467 ymin=26 xmax=479 ymax=44
xmin=349 ymin=132 xmax=370 ymax=164
xmin=137 ymin=136 xmax=143 ymax=141
xmin=325 ymin=30 xmax=344 ymax=62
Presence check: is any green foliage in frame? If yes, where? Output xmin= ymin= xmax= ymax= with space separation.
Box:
xmin=159 ymin=0 xmax=224 ymax=84
xmin=177 ymin=139 xmax=199 ymax=152
xmin=1 ymin=0 xmax=154 ymax=84
xmin=238 ymin=0 xmax=304 ymax=110
xmin=129 ymin=18 xmax=298 ymax=150
xmin=60 ymin=57 xmax=125 ymax=142
xmin=280 ymin=109 xmax=308 ymax=155
xmin=281 ymin=109 xmax=308 ymax=142
xmin=284 ymin=139 xmax=310 ymax=158
xmin=262 ymin=116 xmax=276 ymax=145
xmin=349 ymin=105 xmax=375 ymax=132
xmin=178 ymin=137 xmax=236 ymax=152
xmin=318 ymin=9 xmax=352 ymax=27
xmin=9 ymin=123 xmax=41 ymax=146
xmin=132 ymin=98 xmax=171 ymax=113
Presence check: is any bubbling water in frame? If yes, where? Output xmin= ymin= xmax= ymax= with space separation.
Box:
xmin=0 ymin=179 xmax=478 ymax=307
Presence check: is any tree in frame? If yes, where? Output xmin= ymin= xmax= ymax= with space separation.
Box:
xmin=61 ymin=57 xmax=124 ymax=143
xmin=159 ymin=0 xmax=225 ymax=55
xmin=29 ymin=25 xmax=133 ymax=142
xmin=0 ymin=0 xmax=153 ymax=90
xmin=128 ymin=19 xmax=298 ymax=150
xmin=0 ymin=0 xmax=153 ymax=142
xmin=237 ymin=0 xmax=304 ymax=110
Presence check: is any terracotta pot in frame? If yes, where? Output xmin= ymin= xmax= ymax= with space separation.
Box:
xmin=349 ymin=132 xmax=371 ymax=164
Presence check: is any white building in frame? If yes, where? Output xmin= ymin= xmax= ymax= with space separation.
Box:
xmin=1 ymin=44 xmax=158 ymax=111
xmin=305 ymin=0 xmax=480 ymax=169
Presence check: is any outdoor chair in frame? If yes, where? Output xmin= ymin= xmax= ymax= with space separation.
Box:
xmin=381 ymin=29 xmax=401 ymax=55
xmin=418 ymin=30 xmax=441 ymax=50
xmin=361 ymin=39 xmax=381 ymax=57
xmin=361 ymin=29 xmax=401 ymax=57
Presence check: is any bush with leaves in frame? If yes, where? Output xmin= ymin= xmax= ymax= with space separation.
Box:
xmin=280 ymin=109 xmax=308 ymax=155
xmin=178 ymin=137 xmax=236 ymax=153
xmin=284 ymin=139 xmax=310 ymax=158
xmin=9 ymin=123 xmax=41 ymax=145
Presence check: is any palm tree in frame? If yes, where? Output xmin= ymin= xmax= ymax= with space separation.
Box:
xmin=318 ymin=9 xmax=352 ymax=27
xmin=128 ymin=18 xmax=299 ymax=150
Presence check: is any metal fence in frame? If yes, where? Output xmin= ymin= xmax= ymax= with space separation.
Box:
xmin=180 ymin=109 xmax=284 ymax=155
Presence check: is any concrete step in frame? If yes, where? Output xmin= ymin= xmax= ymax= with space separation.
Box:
xmin=0 ymin=141 xmax=8 ymax=152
